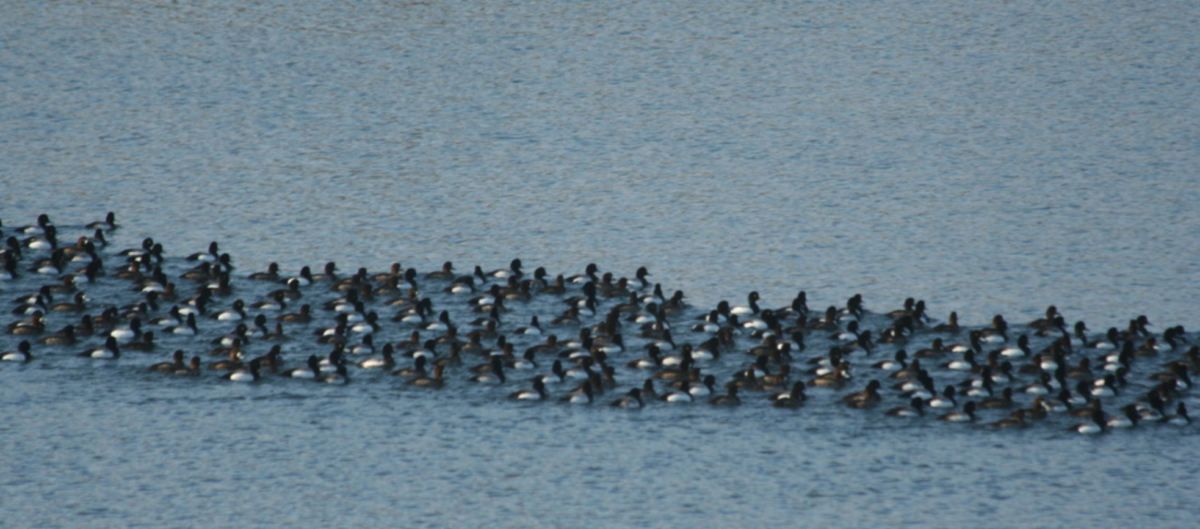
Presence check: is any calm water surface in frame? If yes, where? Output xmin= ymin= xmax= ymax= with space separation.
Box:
xmin=3 ymin=1 xmax=1199 ymax=527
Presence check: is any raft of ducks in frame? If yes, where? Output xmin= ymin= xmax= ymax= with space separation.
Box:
xmin=2 ymin=212 xmax=1195 ymax=434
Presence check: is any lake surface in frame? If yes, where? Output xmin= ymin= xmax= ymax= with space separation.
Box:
xmin=3 ymin=1 xmax=1199 ymax=527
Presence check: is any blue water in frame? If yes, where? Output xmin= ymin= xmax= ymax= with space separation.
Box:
xmin=3 ymin=1 xmax=1199 ymax=527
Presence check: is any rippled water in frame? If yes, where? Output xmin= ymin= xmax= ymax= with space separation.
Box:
xmin=3 ymin=1 xmax=1200 ymax=527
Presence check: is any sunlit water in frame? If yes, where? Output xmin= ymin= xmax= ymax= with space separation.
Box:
xmin=3 ymin=1 xmax=1199 ymax=527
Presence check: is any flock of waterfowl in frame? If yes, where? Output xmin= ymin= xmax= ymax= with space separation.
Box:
xmin=2 ymin=212 xmax=1195 ymax=434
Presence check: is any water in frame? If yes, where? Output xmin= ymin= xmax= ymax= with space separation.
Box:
xmin=3 ymin=1 xmax=1200 ymax=527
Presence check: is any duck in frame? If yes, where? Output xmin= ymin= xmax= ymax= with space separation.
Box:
xmin=46 ymin=274 xmax=82 ymax=295
xmin=349 ymin=312 xmax=381 ymax=335
xmin=913 ymin=338 xmax=949 ymax=359
xmin=208 ymin=347 xmax=246 ymax=371
xmin=7 ymin=310 xmax=46 ymax=335
xmin=472 ymin=357 xmax=506 ymax=384
xmin=392 ymin=355 xmax=429 ymax=378
xmin=402 ymin=339 xmax=439 ymax=362
xmin=941 ymin=350 xmax=978 ymax=371
xmin=22 ymin=226 xmax=59 ymax=252
xmin=996 ymin=334 xmax=1031 ymax=358
xmin=842 ymin=380 xmax=882 ymax=409
xmin=564 ymin=357 xmax=598 ymax=381
xmin=730 ymin=292 xmax=761 ymax=317
xmin=357 ymin=344 xmax=396 ymax=369
xmin=561 ymin=381 xmax=594 ymax=404
xmin=807 ymin=306 xmax=840 ymax=331
xmin=425 ymin=261 xmax=456 ymax=281
xmin=418 ymin=340 xmax=452 ymax=367
xmin=437 ymin=275 xmax=475 ymax=295
xmin=831 ymin=320 xmax=861 ymax=342
xmin=566 ymin=263 xmax=601 ymax=284
xmin=122 ymin=331 xmax=156 ymax=352
xmin=888 ymin=358 xmax=923 ymax=381
xmin=247 ymin=262 xmax=281 ymax=281
xmin=211 ymin=299 xmax=246 ymax=321
xmin=282 ymin=355 xmax=322 ymax=379
xmin=36 ymin=325 xmax=77 ymax=346
xmin=165 ymin=313 xmax=200 ymax=336
xmin=769 ymin=381 xmax=808 ymax=409
xmin=758 ymin=364 xmax=792 ymax=390
xmin=514 ymin=316 xmax=543 ymax=335
xmin=709 ymin=386 xmax=742 ymax=406
xmin=277 ymin=304 xmax=313 ymax=323
xmin=487 ymin=259 xmax=523 ymax=281
xmin=531 ymin=360 xmax=568 ymax=385
xmin=507 ymin=348 xmax=540 ymax=370
xmin=0 ymin=256 xmax=19 ymax=281
xmin=660 ymin=381 xmax=695 ymax=403
xmin=979 ymin=315 xmax=1009 ymax=343
xmin=769 ymin=290 xmax=807 ymax=321
xmin=610 ymin=388 xmax=644 ymax=408
xmin=1089 ymin=327 xmax=1122 ymax=350
xmin=185 ymin=241 xmax=221 ymax=263
xmin=1119 ymin=315 xmax=1153 ymax=340
xmin=871 ymin=349 xmax=908 ymax=371
xmin=637 ymin=283 xmax=666 ymax=307
xmin=1073 ymin=408 xmax=1107 ymax=434
xmin=166 ymin=356 xmax=203 ymax=376
xmin=78 ymin=336 xmax=120 ymax=359
xmin=508 ymin=379 xmax=548 ymax=401
xmin=2 ymin=340 xmax=33 ymax=362
xmin=884 ymin=297 xmax=918 ymax=320
xmin=11 ymin=288 xmax=51 ymax=314
xmin=318 ymin=364 xmax=350 ymax=384
xmin=48 ymin=291 xmax=88 ymax=312
xmin=592 ymin=333 xmax=627 ymax=356
xmin=978 ymin=387 xmax=1015 ymax=410
xmin=223 ymin=359 xmax=262 ymax=383
xmin=1105 ymin=404 xmax=1141 ymax=429
xmin=249 ymin=291 xmax=287 ymax=312
xmin=1017 ymin=370 xmax=1054 ymax=395
xmin=988 ymin=409 xmax=1030 ymax=429
xmin=885 ymin=397 xmax=926 ymax=418
xmin=116 ymin=236 xmax=154 ymax=259
xmin=685 ymin=374 xmax=718 ymax=398
xmin=148 ymin=305 xmax=183 ymax=327
xmin=842 ymin=294 xmax=865 ymax=321
xmin=1028 ymin=305 xmax=1061 ymax=330
xmin=1090 ymin=374 xmax=1120 ymax=398
xmin=417 ymin=310 xmax=453 ymax=333
xmin=749 ymin=335 xmax=792 ymax=361
xmin=949 ymin=331 xmax=983 ymax=355
xmin=540 ymin=274 xmax=567 ymax=295
xmin=936 ymin=401 xmax=977 ymax=422
xmin=928 ymin=385 xmax=959 ymax=409
xmin=879 ymin=316 xmax=915 ymax=344
xmin=248 ymin=346 xmax=284 ymax=372
xmin=897 ymin=371 xmax=934 ymax=399
xmin=13 ymin=213 xmax=54 ymax=235
xmin=692 ymin=310 xmax=723 ymax=334
xmin=1148 ymin=364 xmax=1193 ymax=390
xmin=808 ymin=360 xmax=852 ymax=389
xmin=1134 ymin=337 xmax=1164 ymax=357
xmin=1165 ymin=402 xmax=1191 ymax=425
xmin=1134 ymin=392 xmax=1168 ymax=422
xmin=406 ymin=364 xmax=446 ymax=388
xmin=177 ymin=291 xmax=211 ymax=317
xmin=841 ymin=330 xmax=874 ymax=356
xmin=74 ymin=316 xmax=96 ymax=337
xmin=309 ymin=262 xmax=339 ymax=282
